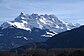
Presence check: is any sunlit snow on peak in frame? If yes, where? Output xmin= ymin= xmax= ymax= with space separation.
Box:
xmin=1 ymin=13 xmax=81 ymax=37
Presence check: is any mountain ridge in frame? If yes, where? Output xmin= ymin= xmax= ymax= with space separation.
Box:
xmin=0 ymin=12 xmax=81 ymax=51
xmin=1 ymin=12 xmax=80 ymax=37
xmin=9 ymin=25 xmax=84 ymax=52
xmin=46 ymin=25 xmax=84 ymax=48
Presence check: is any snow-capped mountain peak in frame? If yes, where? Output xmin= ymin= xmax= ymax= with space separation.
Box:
xmin=14 ymin=12 xmax=28 ymax=22
xmin=0 ymin=12 xmax=81 ymax=50
xmin=1 ymin=12 xmax=80 ymax=37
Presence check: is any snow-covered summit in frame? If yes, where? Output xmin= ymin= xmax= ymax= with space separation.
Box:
xmin=1 ymin=12 xmax=80 ymax=37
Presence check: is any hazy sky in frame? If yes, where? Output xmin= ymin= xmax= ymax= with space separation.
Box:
xmin=0 ymin=0 xmax=84 ymax=25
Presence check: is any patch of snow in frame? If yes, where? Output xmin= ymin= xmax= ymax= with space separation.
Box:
xmin=15 ymin=36 xmax=22 ymax=38
xmin=67 ymin=28 xmax=71 ymax=30
xmin=15 ymin=36 xmax=28 ymax=40
xmin=24 ymin=37 xmax=28 ymax=40
xmin=56 ymin=25 xmax=60 ymax=28
xmin=43 ymin=18 xmax=46 ymax=21
xmin=41 ymin=31 xmax=58 ymax=37
xmin=8 ymin=22 xmax=31 ymax=31
xmin=21 ymin=20 xmax=28 ymax=24
xmin=41 ymin=35 xmax=52 ymax=37
xmin=39 ymin=18 xmax=46 ymax=24
xmin=60 ymin=27 xmax=64 ymax=29
xmin=46 ymin=32 xmax=56 ymax=36
xmin=52 ymin=18 xmax=55 ymax=21
xmin=21 ymin=17 xmax=26 ymax=20
xmin=37 ymin=21 xmax=43 ymax=29
xmin=0 ymin=34 xmax=3 ymax=36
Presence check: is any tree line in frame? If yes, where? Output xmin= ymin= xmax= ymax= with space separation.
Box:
xmin=0 ymin=48 xmax=84 ymax=56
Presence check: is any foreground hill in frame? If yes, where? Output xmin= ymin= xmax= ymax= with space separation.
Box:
xmin=46 ymin=25 xmax=84 ymax=48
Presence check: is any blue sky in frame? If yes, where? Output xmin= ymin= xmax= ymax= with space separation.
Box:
xmin=0 ymin=0 xmax=84 ymax=25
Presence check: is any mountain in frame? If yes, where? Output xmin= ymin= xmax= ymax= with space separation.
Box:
xmin=0 ymin=12 xmax=81 ymax=51
xmin=1 ymin=12 xmax=80 ymax=37
xmin=46 ymin=25 xmax=84 ymax=48
xmin=0 ymin=26 xmax=51 ymax=51
xmin=10 ymin=25 xmax=84 ymax=53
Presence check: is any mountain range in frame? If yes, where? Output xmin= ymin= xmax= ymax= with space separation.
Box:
xmin=10 ymin=25 xmax=84 ymax=53
xmin=1 ymin=12 xmax=80 ymax=37
xmin=0 ymin=12 xmax=81 ymax=51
